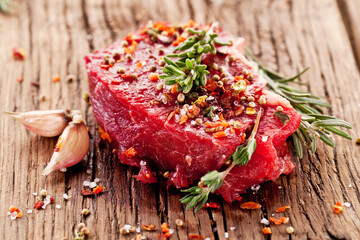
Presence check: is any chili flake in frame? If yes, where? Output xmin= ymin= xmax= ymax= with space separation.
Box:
xmin=52 ymin=76 xmax=60 ymax=82
xmin=12 ymin=47 xmax=25 ymax=60
xmin=149 ymin=73 xmax=159 ymax=81
xmin=180 ymin=114 xmax=188 ymax=124
xmin=213 ymin=131 xmax=227 ymax=139
xmin=99 ymin=128 xmax=112 ymax=143
xmin=240 ymin=201 xmax=262 ymax=210
xmin=122 ymin=147 xmax=137 ymax=158
xmin=93 ymin=185 xmax=104 ymax=194
xmin=276 ymin=205 xmax=290 ymax=213
xmin=142 ymin=224 xmax=156 ymax=231
xmin=203 ymin=202 xmax=220 ymax=209
xmin=34 ymin=201 xmax=44 ymax=210
xmin=269 ymin=217 xmax=282 ymax=225
xmin=334 ymin=202 xmax=343 ymax=214
xmin=262 ymin=227 xmax=272 ymax=235
xmin=8 ymin=206 xmax=22 ymax=220
xmin=81 ymin=190 xmax=95 ymax=196
xmin=189 ymin=234 xmax=205 ymax=239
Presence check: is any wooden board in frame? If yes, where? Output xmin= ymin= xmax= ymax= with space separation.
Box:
xmin=1 ymin=0 xmax=360 ymax=239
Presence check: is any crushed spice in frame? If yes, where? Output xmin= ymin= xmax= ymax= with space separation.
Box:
xmin=262 ymin=227 xmax=272 ymax=235
xmin=334 ymin=202 xmax=343 ymax=214
xmin=93 ymin=185 xmax=104 ymax=194
xmin=240 ymin=201 xmax=262 ymax=210
xmin=276 ymin=205 xmax=290 ymax=213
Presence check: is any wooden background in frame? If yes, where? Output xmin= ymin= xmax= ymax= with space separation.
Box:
xmin=1 ymin=0 xmax=360 ymax=239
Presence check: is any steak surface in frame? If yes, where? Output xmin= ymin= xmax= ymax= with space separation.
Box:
xmin=85 ymin=21 xmax=301 ymax=202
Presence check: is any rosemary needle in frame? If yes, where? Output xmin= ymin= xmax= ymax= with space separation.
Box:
xmin=245 ymin=47 xmax=352 ymax=158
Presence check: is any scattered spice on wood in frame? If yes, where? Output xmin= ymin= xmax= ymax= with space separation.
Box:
xmin=98 ymin=128 xmax=111 ymax=143
xmin=80 ymin=190 xmax=95 ymax=196
xmin=81 ymin=208 xmax=90 ymax=216
xmin=334 ymin=202 xmax=343 ymax=214
xmin=142 ymin=224 xmax=156 ymax=231
xmin=280 ymin=217 xmax=289 ymax=224
xmin=356 ymin=138 xmax=360 ymax=145
xmin=12 ymin=47 xmax=25 ymax=60
xmin=189 ymin=234 xmax=205 ymax=239
xmin=240 ymin=201 xmax=262 ymax=210
xmin=34 ymin=201 xmax=44 ymax=210
xmin=52 ymin=76 xmax=60 ymax=82
xmin=269 ymin=217 xmax=282 ymax=225
xmin=203 ymin=202 xmax=220 ymax=209
xmin=8 ymin=206 xmax=22 ymax=220
xmin=262 ymin=227 xmax=272 ymax=235
xmin=93 ymin=186 xmax=104 ymax=194
xmin=17 ymin=77 xmax=23 ymax=82
xmin=276 ymin=205 xmax=290 ymax=213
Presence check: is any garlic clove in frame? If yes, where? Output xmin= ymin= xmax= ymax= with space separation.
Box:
xmin=42 ymin=113 xmax=90 ymax=176
xmin=4 ymin=110 xmax=71 ymax=137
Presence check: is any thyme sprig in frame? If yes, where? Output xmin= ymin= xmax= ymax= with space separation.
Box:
xmin=245 ymin=48 xmax=352 ymax=158
xmin=0 ymin=0 xmax=13 ymax=13
xmin=159 ymin=23 xmax=230 ymax=93
xmin=180 ymin=110 xmax=262 ymax=212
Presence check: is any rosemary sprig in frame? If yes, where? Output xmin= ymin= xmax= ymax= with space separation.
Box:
xmin=245 ymin=48 xmax=352 ymax=158
xmin=180 ymin=110 xmax=262 ymax=212
xmin=0 ymin=0 xmax=13 ymax=13
xmin=159 ymin=23 xmax=230 ymax=93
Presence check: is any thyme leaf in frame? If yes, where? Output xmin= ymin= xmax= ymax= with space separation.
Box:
xmin=245 ymin=47 xmax=352 ymax=159
xmin=274 ymin=111 xmax=291 ymax=125
xmin=160 ymin=23 xmax=230 ymax=93
xmin=180 ymin=110 xmax=262 ymax=212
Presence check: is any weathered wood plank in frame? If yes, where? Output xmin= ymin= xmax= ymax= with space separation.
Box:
xmin=0 ymin=0 xmax=360 ymax=239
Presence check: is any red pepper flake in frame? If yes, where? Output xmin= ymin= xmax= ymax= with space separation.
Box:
xmin=179 ymin=114 xmax=188 ymax=124
xmin=189 ymin=234 xmax=205 ymax=239
xmin=12 ymin=47 xmax=25 ymax=60
xmin=203 ymin=202 xmax=220 ymax=209
xmin=93 ymin=185 xmax=104 ymax=194
xmin=173 ymin=35 xmax=187 ymax=46
xmin=49 ymin=197 xmax=54 ymax=204
xmin=161 ymin=223 xmax=169 ymax=233
xmin=122 ymin=147 xmax=137 ymax=159
xmin=81 ymin=190 xmax=95 ymax=196
xmin=99 ymin=128 xmax=112 ymax=143
xmin=280 ymin=217 xmax=289 ymax=224
xmin=205 ymin=121 xmax=222 ymax=128
xmin=124 ymin=41 xmax=138 ymax=55
xmin=100 ymin=64 xmax=113 ymax=70
xmin=153 ymin=21 xmax=175 ymax=34
xmin=240 ymin=201 xmax=262 ymax=210
xmin=52 ymin=76 xmax=60 ymax=82
xmin=263 ymin=227 xmax=272 ymax=235
xmin=269 ymin=217 xmax=282 ymax=225
xmin=334 ymin=202 xmax=343 ymax=214
xmin=9 ymin=206 xmax=22 ymax=219
xmin=136 ymin=61 xmax=143 ymax=68
xmin=213 ymin=131 xmax=227 ymax=139
xmin=34 ymin=201 xmax=44 ymax=210
xmin=276 ymin=205 xmax=290 ymax=213
xmin=170 ymin=83 xmax=178 ymax=94
xmin=17 ymin=77 xmax=23 ymax=82
xmin=149 ymin=73 xmax=159 ymax=81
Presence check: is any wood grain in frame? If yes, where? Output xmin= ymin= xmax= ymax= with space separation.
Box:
xmin=0 ymin=0 xmax=359 ymax=239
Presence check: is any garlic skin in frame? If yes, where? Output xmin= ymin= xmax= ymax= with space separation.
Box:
xmin=4 ymin=110 xmax=70 ymax=137
xmin=42 ymin=114 xmax=90 ymax=176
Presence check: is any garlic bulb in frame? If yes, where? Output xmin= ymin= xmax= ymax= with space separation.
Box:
xmin=4 ymin=110 xmax=71 ymax=137
xmin=42 ymin=113 xmax=90 ymax=176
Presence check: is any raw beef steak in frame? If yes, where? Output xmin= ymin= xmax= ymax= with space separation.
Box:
xmin=85 ymin=21 xmax=301 ymax=202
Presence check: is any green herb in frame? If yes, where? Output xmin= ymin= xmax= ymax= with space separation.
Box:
xmin=159 ymin=23 xmax=230 ymax=93
xmin=274 ymin=111 xmax=291 ymax=125
xmin=245 ymin=48 xmax=352 ymax=158
xmin=203 ymin=106 xmax=215 ymax=119
xmin=0 ymin=0 xmax=13 ymax=13
xmin=181 ymin=110 xmax=262 ymax=212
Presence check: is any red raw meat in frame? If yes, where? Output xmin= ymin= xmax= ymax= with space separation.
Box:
xmin=84 ymin=22 xmax=301 ymax=202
